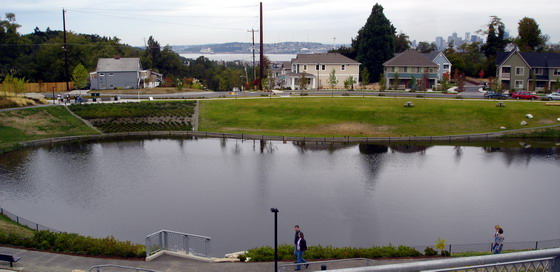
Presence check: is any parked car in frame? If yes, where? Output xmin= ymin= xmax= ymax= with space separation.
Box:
xmin=545 ymin=92 xmax=560 ymax=101
xmin=511 ymin=91 xmax=539 ymax=100
xmin=484 ymin=91 xmax=508 ymax=99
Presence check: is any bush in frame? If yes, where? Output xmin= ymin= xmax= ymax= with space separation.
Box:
xmin=243 ymin=244 xmax=422 ymax=262
xmin=424 ymin=247 xmax=438 ymax=256
xmin=0 ymin=230 xmax=145 ymax=258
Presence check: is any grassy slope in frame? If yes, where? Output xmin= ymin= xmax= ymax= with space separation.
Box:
xmin=0 ymin=106 xmax=100 ymax=149
xmin=199 ymin=97 xmax=560 ymax=137
xmin=0 ymin=214 xmax=34 ymax=239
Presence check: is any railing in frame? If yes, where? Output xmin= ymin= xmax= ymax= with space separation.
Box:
xmin=0 ymin=207 xmax=60 ymax=233
xmin=327 ymin=247 xmax=560 ymax=271
xmin=89 ymin=264 xmax=159 ymax=272
xmin=411 ymin=239 xmax=560 ymax=255
xmin=278 ymin=258 xmax=374 ymax=271
xmin=145 ymin=230 xmax=211 ymax=259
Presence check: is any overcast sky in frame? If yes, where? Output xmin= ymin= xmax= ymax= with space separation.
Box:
xmin=3 ymin=0 xmax=559 ymax=47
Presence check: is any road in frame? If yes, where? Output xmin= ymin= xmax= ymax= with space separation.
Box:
xmin=38 ymin=83 xmax=486 ymax=101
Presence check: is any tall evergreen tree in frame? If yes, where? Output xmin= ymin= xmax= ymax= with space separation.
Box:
xmin=355 ymin=4 xmax=395 ymax=83
xmin=480 ymin=16 xmax=507 ymax=57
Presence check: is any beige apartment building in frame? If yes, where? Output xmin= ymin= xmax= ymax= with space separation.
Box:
xmin=273 ymin=53 xmax=360 ymax=90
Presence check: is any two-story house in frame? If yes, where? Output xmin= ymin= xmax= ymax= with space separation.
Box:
xmin=383 ymin=50 xmax=439 ymax=90
xmin=279 ymin=53 xmax=360 ymax=90
xmin=423 ymin=51 xmax=452 ymax=81
xmin=496 ymin=50 xmax=560 ymax=91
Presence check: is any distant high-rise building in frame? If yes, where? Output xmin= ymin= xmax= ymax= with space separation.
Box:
xmin=465 ymin=32 xmax=471 ymax=42
xmin=471 ymin=35 xmax=478 ymax=43
xmin=435 ymin=36 xmax=444 ymax=51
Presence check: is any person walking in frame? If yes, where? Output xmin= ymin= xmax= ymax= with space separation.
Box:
xmin=492 ymin=228 xmax=504 ymax=254
xmin=295 ymin=232 xmax=308 ymax=271
xmin=294 ymin=225 xmax=300 ymax=255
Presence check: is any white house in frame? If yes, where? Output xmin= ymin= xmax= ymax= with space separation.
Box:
xmin=274 ymin=53 xmax=360 ymax=90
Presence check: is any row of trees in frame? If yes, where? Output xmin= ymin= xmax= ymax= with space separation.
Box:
xmin=0 ymin=13 xmax=254 ymax=91
xmin=330 ymin=4 xmax=557 ymax=84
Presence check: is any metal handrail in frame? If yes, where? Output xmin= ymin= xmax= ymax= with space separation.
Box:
xmin=145 ymin=230 xmax=211 ymax=259
xmin=278 ymin=258 xmax=374 ymax=271
xmin=326 ymin=247 xmax=560 ymax=271
xmin=88 ymin=264 xmax=159 ymax=272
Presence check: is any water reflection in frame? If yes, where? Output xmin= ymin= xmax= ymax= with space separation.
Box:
xmin=0 ymin=138 xmax=559 ymax=257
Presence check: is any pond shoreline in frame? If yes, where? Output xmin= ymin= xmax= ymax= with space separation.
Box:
xmin=1 ymin=124 xmax=558 ymax=156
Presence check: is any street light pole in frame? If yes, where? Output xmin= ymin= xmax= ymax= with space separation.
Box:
xmin=270 ymin=208 xmax=279 ymax=272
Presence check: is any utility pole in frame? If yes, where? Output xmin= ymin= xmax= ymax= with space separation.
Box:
xmin=247 ymin=28 xmax=259 ymax=85
xmin=259 ymin=2 xmax=264 ymax=91
xmin=62 ymin=8 xmax=70 ymax=91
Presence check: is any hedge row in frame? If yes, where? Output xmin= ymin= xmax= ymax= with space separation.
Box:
xmin=241 ymin=244 xmax=425 ymax=262
xmin=0 ymin=230 xmax=145 ymax=258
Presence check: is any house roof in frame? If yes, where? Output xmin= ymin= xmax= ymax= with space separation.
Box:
xmin=422 ymin=51 xmax=440 ymax=61
xmin=497 ymin=51 xmax=560 ymax=68
xmin=96 ymin=57 xmax=142 ymax=72
xmin=384 ymin=50 xmax=438 ymax=67
xmin=291 ymin=53 xmax=360 ymax=64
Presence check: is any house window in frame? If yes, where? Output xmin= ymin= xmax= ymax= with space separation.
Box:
xmin=515 ymin=67 xmax=524 ymax=76
xmin=303 ymin=65 xmax=307 ymax=71
xmin=429 ymin=68 xmax=434 ymax=73
xmin=403 ymin=67 xmax=407 ymax=73
xmin=316 ymin=65 xmax=320 ymax=71
xmin=417 ymin=67 xmax=421 ymax=73
xmin=502 ymin=67 xmax=511 ymax=73
xmin=321 ymin=65 xmax=326 ymax=71
xmin=534 ymin=68 xmax=544 ymax=75
xmin=554 ymin=69 xmax=560 ymax=76
xmin=443 ymin=64 xmax=450 ymax=70
xmin=514 ymin=80 xmax=524 ymax=89
xmin=341 ymin=65 xmax=346 ymax=71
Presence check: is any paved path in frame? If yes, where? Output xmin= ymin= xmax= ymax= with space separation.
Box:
xmin=0 ymin=246 xmax=429 ymax=272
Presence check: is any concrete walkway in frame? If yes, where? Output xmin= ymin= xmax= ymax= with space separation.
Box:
xmin=0 ymin=246 xmax=428 ymax=272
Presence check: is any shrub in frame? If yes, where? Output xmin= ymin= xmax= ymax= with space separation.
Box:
xmin=243 ymin=244 xmax=422 ymax=262
xmin=424 ymin=247 xmax=438 ymax=256
xmin=0 ymin=230 xmax=148 ymax=258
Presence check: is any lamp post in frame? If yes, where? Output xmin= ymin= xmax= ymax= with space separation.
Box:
xmin=270 ymin=208 xmax=279 ymax=272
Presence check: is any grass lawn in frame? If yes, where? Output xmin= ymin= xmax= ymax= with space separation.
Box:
xmin=0 ymin=214 xmax=34 ymax=239
xmin=198 ymin=97 xmax=560 ymax=137
xmin=0 ymin=106 xmax=100 ymax=150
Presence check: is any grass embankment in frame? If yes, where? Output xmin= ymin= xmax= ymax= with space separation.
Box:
xmin=0 ymin=106 xmax=100 ymax=152
xmin=199 ymin=97 xmax=560 ymax=137
xmin=0 ymin=214 xmax=145 ymax=258
xmin=68 ymin=101 xmax=196 ymax=133
xmin=0 ymin=95 xmax=48 ymax=109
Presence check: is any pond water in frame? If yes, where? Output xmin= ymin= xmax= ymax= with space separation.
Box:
xmin=0 ymin=138 xmax=559 ymax=256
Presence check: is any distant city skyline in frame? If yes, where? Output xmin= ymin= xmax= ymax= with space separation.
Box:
xmin=4 ymin=0 xmax=559 ymax=47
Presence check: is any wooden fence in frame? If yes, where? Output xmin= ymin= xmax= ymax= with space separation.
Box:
xmin=0 ymin=82 xmax=74 ymax=92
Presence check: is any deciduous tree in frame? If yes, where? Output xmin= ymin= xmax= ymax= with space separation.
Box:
xmin=516 ymin=17 xmax=547 ymax=52
xmin=71 ymin=63 xmax=88 ymax=89
xmin=328 ymin=69 xmax=338 ymax=89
